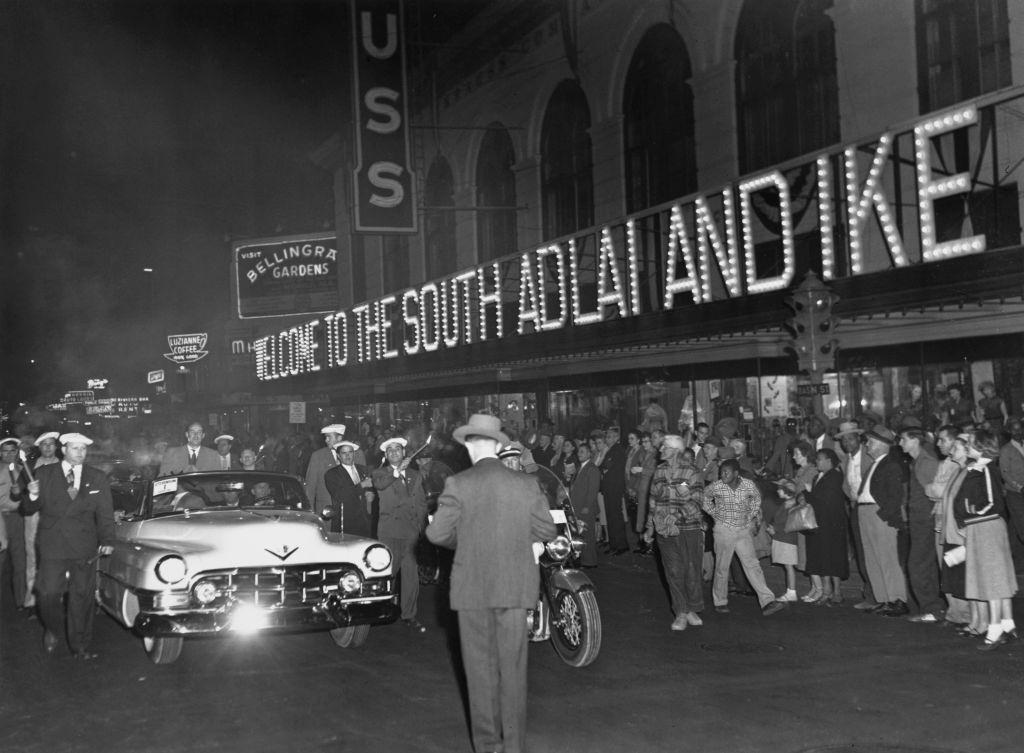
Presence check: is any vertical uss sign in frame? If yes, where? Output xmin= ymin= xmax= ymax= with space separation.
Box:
xmin=351 ymin=0 xmax=417 ymax=233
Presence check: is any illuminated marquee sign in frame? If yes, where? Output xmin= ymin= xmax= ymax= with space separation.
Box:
xmin=254 ymin=104 xmax=995 ymax=382
xmin=351 ymin=0 xmax=416 ymax=233
xmin=234 ymin=234 xmax=341 ymax=319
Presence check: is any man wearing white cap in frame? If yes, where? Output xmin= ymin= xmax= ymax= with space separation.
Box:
xmin=20 ymin=432 xmax=61 ymax=609
xmin=426 ymin=414 xmax=557 ymax=753
xmin=372 ymin=437 xmax=429 ymax=631
xmin=305 ymin=423 xmax=348 ymax=517
xmin=213 ymin=434 xmax=239 ymax=471
xmin=24 ymin=432 xmax=115 ymax=659
xmin=324 ymin=440 xmax=374 ymax=536
xmin=158 ymin=422 xmax=220 ymax=476
xmin=1 ymin=436 xmax=31 ymax=609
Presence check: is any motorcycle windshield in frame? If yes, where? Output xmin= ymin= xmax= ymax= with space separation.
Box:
xmin=526 ymin=463 xmax=581 ymax=537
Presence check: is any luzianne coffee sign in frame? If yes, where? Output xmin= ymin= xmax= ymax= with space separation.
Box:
xmin=234 ymin=233 xmax=341 ymax=319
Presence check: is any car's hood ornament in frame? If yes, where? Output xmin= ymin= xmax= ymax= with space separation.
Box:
xmin=265 ymin=545 xmax=298 ymax=561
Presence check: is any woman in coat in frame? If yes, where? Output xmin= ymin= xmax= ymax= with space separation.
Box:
xmin=951 ymin=431 xmax=1018 ymax=650
xmin=804 ymin=448 xmax=850 ymax=605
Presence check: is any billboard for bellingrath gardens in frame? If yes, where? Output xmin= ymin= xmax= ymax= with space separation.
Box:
xmin=234 ymin=233 xmax=341 ymax=319
xmin=251 ymin=97 xmax=1023 ymax=383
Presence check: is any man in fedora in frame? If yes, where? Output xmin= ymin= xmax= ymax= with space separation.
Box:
xmin=426 ymin=414 xmax=557 ymax=753
xmin=857 ymin=425 xmax=909 ymax=616
xmin=835 ymin=420 xmax=877 ymax=610
xmin=24 ymin=433 xmax=114 ymax=659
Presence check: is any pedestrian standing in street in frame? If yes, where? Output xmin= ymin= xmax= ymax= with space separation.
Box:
xmin=645 ymin=435 xmax=705 ymax=630
xmin=426 ymin=414 xmax=557 ymax=753
xmin=897 ymin=423 xmax=945 ymax=622
xmin=837 ymin=420 xmax=877 ymax=610
xmin=158 ymin=423 xmax=220 ymax=476
xmin=24 ymin=431 xmax=61 ymax=610
xmin=767 ymin=479 xmax=800 ymax=603
xmin=804 ymin=449 xmax=849 ymax=605
xmin=599 ymin=426 xmax=630 ymax=555
xmin=951 ymin=431 xmax=1018 ymax=650
xmin=372 ymin=437 xmax=429 ymax=632
xmin=857 ymin=426 xmax=910 ymax=616
xmin=997 ymin=418 xmax=1024 ymax=553
xmin=1 ymin=437 xmax=30 ymax=610
xmin=570 ymin=442 xmax=601 ymax=568
xmin=304 ymin=424 xmax=347 ymax=517
xmin=23 ymin=433 xmax=114 ymax=659
xmin=702 ymin=459 xmax=787 ymax=616
xmin=931 ymin=425 xmax=973 ymax=627
xmin=239 ymin=447 xmax=260 ymax=471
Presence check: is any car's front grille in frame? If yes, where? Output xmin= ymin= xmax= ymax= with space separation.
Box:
xmin=190 ymin=564 xmax=392 ymax=609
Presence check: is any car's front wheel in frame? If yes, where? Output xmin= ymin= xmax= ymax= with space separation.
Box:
xmin=143 ymin=636 xmax=183 ymax=665
xmin=330 ymin=624 xmax=369 ymax=648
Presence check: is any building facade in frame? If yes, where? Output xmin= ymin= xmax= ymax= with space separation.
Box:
xmin=247 ymin=0 xmax=1024 ymax=456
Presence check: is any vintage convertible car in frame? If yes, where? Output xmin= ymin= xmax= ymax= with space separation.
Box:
xmin=97 ymin=471 xmax=399 ymax=665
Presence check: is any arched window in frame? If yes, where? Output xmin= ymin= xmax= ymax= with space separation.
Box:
xmin=623 ymin=24 xmax=696 ymax=213
xmin=476 ymin=125 xmax=517 ymax=262
xmin=424 ymin=156 xmax=456 ymax=279
xmin=541 ymin=80 xmax=594 ymax=238
xmin=735 ymin=0 xmax=838 ymax=173
xmin=916 ymin=0 xmax=1011 ymax=113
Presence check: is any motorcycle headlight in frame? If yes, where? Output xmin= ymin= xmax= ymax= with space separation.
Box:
xmin=364 ymin=544 xmax=392 ymax=572
xmin=155 ymin=555 xmax=187 ymax=585
xmin=338 ymin=569 xmax=363 ymax=595
xmin=545 ymin=535 xmax=572 ymax=561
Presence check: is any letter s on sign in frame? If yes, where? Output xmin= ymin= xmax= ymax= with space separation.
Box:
xmin=365 ymin=87 xmax=400 ymax=135
xmin=368 ymin=162 xmax=405 ymax=208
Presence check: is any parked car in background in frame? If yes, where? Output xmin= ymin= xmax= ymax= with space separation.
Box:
xmin=97 ymin=471 xmax=399 ymax=664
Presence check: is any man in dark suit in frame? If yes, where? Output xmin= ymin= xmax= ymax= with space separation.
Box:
xmin=158 ymin=422 xmax=220 ymax=476
xmin=857 ymin=426 xmax=909 ymax=616
xmin=324 ymin=440 xmax=374 ymax=536
xmin=372 ymin=437 xmax=429 ymax=631
xmin=426 ymin=414 xmax=557 ymax=753
xmin=24 ymin=433 xmax=114 ymax=660
xmin=600 ymin=426 xmax=629 ymax=554
xmin=570 ymin=442 xmax=601 ymax=567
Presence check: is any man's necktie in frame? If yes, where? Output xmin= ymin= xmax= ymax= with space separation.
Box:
xmin=66 ymin=469 xmax=78 ymax=500
xmin=189 ymin=450 xmax=198 ymax=466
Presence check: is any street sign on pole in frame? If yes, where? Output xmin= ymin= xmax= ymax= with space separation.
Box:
xmin=147 ymin=369 xmax=165 ymax=384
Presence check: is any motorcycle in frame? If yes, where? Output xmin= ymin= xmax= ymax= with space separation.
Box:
xmin=525 ymin=464 xmax=602 ymax=667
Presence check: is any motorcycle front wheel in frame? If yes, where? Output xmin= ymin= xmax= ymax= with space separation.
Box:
xmin=550 ymin=588 xmax=601 ymax=667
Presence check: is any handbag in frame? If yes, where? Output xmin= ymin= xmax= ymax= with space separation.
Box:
xmin=962 ymin=465 xmax=1001 ymax=526
xmin=785 ymin=501 xmax=818 ymax=533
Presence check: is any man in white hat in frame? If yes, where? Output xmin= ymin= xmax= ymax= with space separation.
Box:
xmin=19 ymin=431 xmax=61 ymax=609
xmin=1 ymin=436 xmax=31 ymax=609
xmin=158 ymin=422 xmax=220 ymax=476
xmin=372 ymin=436 xmax=429 ymax=631
xmin=426 ymin=414 xmax=557 ymax=753
xmin=213 ymin=434 xmax=239 ymax=471
xmin=305 ymin=423 xmax=348 ymax=517
xmin=324 ymin=440 xmax=374 ymax=536
xmin=24 ymin=432 xmax=114 ymax=659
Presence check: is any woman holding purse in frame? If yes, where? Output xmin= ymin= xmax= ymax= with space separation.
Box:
xmin=952 ymin=431 xmax=1018 ymax=650
xmin=804 ymin=448 xmax=850 ymax=606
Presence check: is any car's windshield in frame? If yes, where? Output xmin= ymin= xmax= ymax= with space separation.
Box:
xmin=147 ymin=474 xmax=310 ymax=516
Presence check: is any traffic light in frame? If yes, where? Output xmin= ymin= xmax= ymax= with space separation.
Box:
xmin=784 ymin=271 xmax=840 ymax=375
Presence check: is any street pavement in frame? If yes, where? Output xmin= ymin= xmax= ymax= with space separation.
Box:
xmin=2 ymin=550 xmax=1023 ymax=753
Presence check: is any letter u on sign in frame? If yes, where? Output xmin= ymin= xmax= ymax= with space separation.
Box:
xmin=351 ymin=0 xmax=417 ymax=233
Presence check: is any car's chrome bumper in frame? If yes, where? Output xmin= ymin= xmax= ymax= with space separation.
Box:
xmin=132 ymin=596 xmax=399 ymax=637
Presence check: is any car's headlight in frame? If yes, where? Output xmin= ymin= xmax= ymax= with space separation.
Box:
xmin=338 ymin=569 xmax=363 ymax=595
xmin=545 ymin=535 xmax=572 ymax=561
xmin=155 ymin=555 xmax=187 ymax=585
xmin=364 ymin=543 xmax=392 ymax=572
